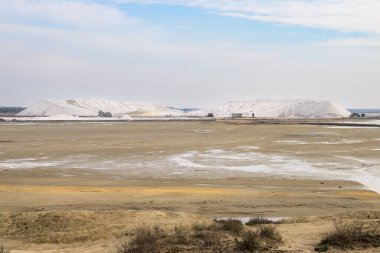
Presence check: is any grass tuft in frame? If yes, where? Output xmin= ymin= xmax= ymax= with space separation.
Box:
xmin=258 ymin=225 xmax=282 ymax=241
xmin=118 ymin=221 xmax=283 ymax=252
xmin=118 ymin=226 xmax=163 ymax=253
xmin=239 ymin=230 xmax=261 ymax=252
xmin=214 ymin=218 xmax=244 ymax=235
xmin=173 ymin=226 xmax=190 ymax=244
xmin=237 ymin=225 xmax=282 ymax=252
xmin=318 ymin=219 xmax=380 ymax=250
xmin=192 ymin=223 xmax=211 ymax=232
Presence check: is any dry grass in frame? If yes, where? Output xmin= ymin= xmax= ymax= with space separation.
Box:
xmin=194 ymin=229 xmax=221 ymax=247
xmin=238 ymin=225 xmax=282 ymax=252
xmin=119 ymin=226 xmax=163 ymax=253
xmin=1 ymin=212 xmax=96 ymax=243
xmin=0 ymin=245 xmax=10 ymax=253
xmin=318 ymin=219 xmax=380 ymax=250
xmin=0 ymin=210 xmax=212 ymax=244
xmin=192 ymin=223 xmax=211 ymax=231
xmin=118 ymin=224 xmax=226 ymax=253
xmin=173 ymin=226 xmax=191 ymax=244
xmin=192 ymin=223 xmax=222 ymax=247
xmin=258 ymin=225 xmax=282 ymax=241
xmin=239 ymin=230 xmax=261 ymax=252
xmin=119 ymin=221 xmax=283 ymax=253
xmin=214 ymin=218 xmax=244 ymax=235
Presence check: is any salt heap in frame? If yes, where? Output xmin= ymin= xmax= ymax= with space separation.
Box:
xmin=207 ymin=99 xmax=350 ymax=118
xmin=18 ymin=98 xmax=350 ymax=118
xmin=18 ymin=98 xmax=183 ymax=117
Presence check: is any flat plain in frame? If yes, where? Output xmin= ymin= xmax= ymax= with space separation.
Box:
xmin=0 ymin=121 xmax=379 ymax=252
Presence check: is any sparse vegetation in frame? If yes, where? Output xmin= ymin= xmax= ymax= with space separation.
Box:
xmin=194 ymin=229 xmax=221 ymax=247
xmin=0 ymin=211 xmax=124 ymax=244
xmin=246 ymin=217 xmax=276 ymax=226
xmin=118 ymin=224 xmax=225 ymax=253
xmin=239 ymin=230 xmax=261 ymax=252
xmin=214 ymin=218 xmax=244 ymax=234
xmin=0 ymin=245 xmax=9 ymax=253
xmin=238 ymin=225 xmax=282 ymax=252
xmin=192 ymin=223 xmax=211 ymax=232
xmin=173 ymin=226 xmax=190 ymax=244
xmin=258 ymin=225 xmax=282 ymax=241
xmin=119 ymin=226 xmax=163 ymax=253
xmin=317 ymin=219 xmax=380 ymax=250
xmin=118 ymin=221 xmax=282 ymax=253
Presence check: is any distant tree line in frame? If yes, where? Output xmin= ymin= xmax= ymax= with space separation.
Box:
xmin=0 ymin=107 xmax=25 ymax=114
xmin=98 ymin=110 xmax=112 ymax=117
xmin=349 ymin=112 xmax=365 ymax=118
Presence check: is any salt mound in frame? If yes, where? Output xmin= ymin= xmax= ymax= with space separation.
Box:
xmin=208 ymin=99 xmax=350 ymax=118
xmin=18 ymin=98 xmax=183 ymax=117
xmin=19 ymin=98 xmax=350 ymax=118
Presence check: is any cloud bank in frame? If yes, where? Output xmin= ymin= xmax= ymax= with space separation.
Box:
xmin=0 ymin=0 xmax=379 ymax=108
xmin=118 ymin=0 xmax=380 ymax=35
xmin=0 ymin=0 xmax=131 ymax=29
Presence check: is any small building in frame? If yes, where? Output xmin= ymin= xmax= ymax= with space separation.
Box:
xmin=231 ymin=113 xmax=243 ymax=118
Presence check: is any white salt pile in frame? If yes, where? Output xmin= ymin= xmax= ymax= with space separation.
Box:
xmin=208 ymin=99 xmax=350 ymax=118
xmin=18 ymin=98 xmax=183 ymax=118
xmin=18 ymin=98 xmax=350 ymax=118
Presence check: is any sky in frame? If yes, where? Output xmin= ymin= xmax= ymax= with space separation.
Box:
xmin=1 ymin=0 xmax=380 ymax=108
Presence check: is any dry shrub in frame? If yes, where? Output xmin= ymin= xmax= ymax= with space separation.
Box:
xmin=119 ymin=222 xmax=227 ymax=253
xmin=118 ymin=221 xmax=282 ymax=253
xmin=246 ymin=217 xmax=275 ymax=226
xmin=192 ymin=223 xmax=211 ymax=231
xmin=173 ymin=226 xmax=190 ymax=244
xmin=192 ymin=222 xmax=221 ymax=247
xmin=119 ymin=226 xmax=163 ymax=253
xmin=239 ymin=230 xmax=261 ymax=252
xmin=214 ymin=218 xmax=244 ymax=235
xmin=194 ymin=230 xmax=221 ymax=246
xmin=258 ymin=225 xmax=282 ymax=242
xmin=318 ymin=219 xmax=380 ymax=250
xmin=238 ymin=225 xmax=282 ymax=252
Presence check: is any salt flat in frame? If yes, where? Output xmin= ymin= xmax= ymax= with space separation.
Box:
xmin=0 ymin=121 xmax=379 ymax=252
xmin=0 ymin=121 xmax=379 ymax=203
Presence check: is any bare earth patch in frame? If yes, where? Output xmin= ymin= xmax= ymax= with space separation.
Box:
xmin=0 ymin=210 xmax=211 ymax=244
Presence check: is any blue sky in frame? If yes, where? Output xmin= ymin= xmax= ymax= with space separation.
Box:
xmin=1 ymin=0 xmax=380 ymax=107
xmin=122 ymin=3 xmax=361 ymax=45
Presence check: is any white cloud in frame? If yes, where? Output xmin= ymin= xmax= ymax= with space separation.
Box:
xmin=321 ymin=37 xmax=380 ymax=47
xmin=117 ymin=0 xmax=380 ymax=35
xmin=0 ymin=0 xmax=132 ymax=29
xmin=1 ymin=0 xmax=379 ymax=107
xmin=1 ymin=19 xmax=380 ymax=108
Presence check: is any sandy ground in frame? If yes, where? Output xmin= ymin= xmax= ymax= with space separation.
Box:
xmin=0 ymin=121 xmax=380 ymax=252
